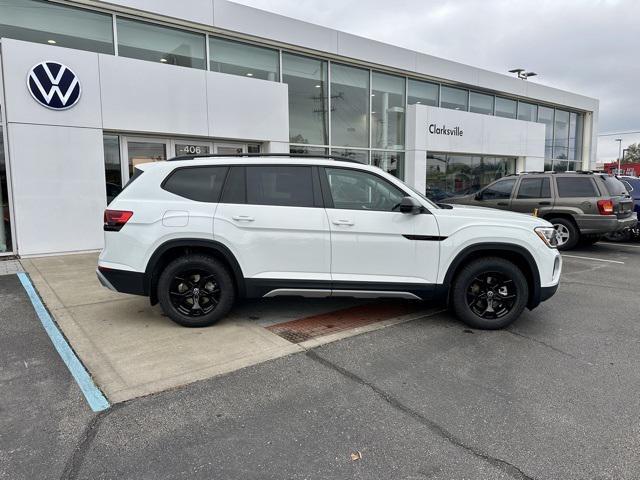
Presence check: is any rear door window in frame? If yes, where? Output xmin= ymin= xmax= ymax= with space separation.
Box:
xmin=556 ymin=177 xmax=598 ymax=197
xmin=163 ymin=166 xmax=228 ymax=202
xmin=246 ymin=166 xmax=315 ymax=207
xmin=517 ymin=177 xmax=551 ymax=199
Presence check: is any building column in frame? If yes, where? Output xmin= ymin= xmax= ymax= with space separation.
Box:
xmin=265 ymin=141 xmax=289 ymax=153
xmin=405 ymin=149 xmax=427 ymax=193
xmin=521 ymin=156 xmax=545 ymax=172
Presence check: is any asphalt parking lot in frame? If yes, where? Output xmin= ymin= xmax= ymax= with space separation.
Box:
xmin=2 ymin=241 xmax=640 ymax=479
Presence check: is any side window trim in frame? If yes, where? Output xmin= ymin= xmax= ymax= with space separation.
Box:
xmin=220 ymin=165 xmax=247 ymax=204
xmin=318 ymin=166 xmax=335 ymax=209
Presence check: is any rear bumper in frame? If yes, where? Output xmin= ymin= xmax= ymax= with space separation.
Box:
xmin=576 ymin=215 xmax=637 ymax=234
xmin=96 ymin=267 xmax=146 ymax=296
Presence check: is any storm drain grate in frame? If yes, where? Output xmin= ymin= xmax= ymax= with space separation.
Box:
xmin=266 ymin=301 xmax=422 ymax=344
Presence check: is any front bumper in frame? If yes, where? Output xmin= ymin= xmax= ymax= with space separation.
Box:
xmin=540 ymin=283 xmax=559 ymax=302
xmin=96 ymin=266 xmax=146 ymax=296
xmin=576 ymin=215 xmax=637 ymax=234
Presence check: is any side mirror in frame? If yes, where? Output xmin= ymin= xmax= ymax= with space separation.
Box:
xmin=399 ymin=196 xmax=422 ymax=214
xmin=474 ymin=191 xmax=483 ymax=201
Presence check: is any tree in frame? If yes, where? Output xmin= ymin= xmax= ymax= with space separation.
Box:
xmin=622 ymin=143 xmax=640 ymax=164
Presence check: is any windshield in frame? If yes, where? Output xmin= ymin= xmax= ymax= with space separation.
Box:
xmin=601 ymin=175 xmax=628 ymax=196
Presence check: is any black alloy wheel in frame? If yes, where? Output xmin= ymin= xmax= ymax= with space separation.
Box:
xmin=451 ymin=257 xmax=528 ymax=330
xmin=466 ymin=272 xmax=517 ymax=320
xmin=158 ymin=254 xmax=235 ymax=327
xmin=169 ymin=270 xmax=221 ymax=317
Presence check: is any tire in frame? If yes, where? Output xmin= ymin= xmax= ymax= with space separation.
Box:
xmin=451 ymin=257 xmax=529 ymax=330
xmin=604 ymin=229 xmax=632 ymax=242
xmin=157 ymin=254 xmax=235 ymax=327
xmin=548 ymin=217 xmax=579 ymax=250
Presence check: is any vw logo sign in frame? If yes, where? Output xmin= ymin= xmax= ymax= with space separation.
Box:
xmin=27 ymin=61 xmax=81 ymax=110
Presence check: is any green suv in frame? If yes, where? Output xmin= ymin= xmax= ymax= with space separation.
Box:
xmin=446 ymin=172 xmax=636 ymax=250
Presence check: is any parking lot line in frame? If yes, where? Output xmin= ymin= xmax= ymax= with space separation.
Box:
xmin=17 ymin=272 xmax=110 ymax=412
xmin=561 ymin=254 xmax=625 ymax=264
xmin=600 ymin=242 xmax=640 ymax=249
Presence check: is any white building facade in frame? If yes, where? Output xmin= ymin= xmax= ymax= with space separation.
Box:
xmin=0 ymin=0 xmax=599 ymax=256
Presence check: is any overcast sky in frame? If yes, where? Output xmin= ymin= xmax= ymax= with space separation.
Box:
xmin=235 ymin=0 xmax=640 ymax=161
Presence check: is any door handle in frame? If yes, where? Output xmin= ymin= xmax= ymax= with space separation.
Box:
xmin=497 ymin=202 xmax=509 ymax=206
xmin=538 ymin=201 xmax=551 ymax=206
xmin=232 ymin=215 xmax=254 ymax=222
xmin=332 ymin=219 xmax=354 ymax=226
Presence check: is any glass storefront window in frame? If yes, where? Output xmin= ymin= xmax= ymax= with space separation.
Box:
xmin=331 ymin=148 xmax=368 ymax=164
xmin=175 ymin=143 xmax=211 ymax=156
xmin=469 ymin=92 xmax=494 ymax=115
xmin=425 ymin=153 xmax=516 ymax=200
xmin=408 ymin=79 xmax=439 ymax=107
xmin=210 ymin=37 xmax=279 ymax=81
xmin=127 ymin=141 xmax=166 ymax=177
xmin=282 ymin=53 xmax=328 ymax=145
xmin=553 ymin=109 xmax=570 ymax=160
xmin=440 ymin=86 xmax=468 ymax=111
xmin=103 ymin=135 xmax=122 ymax=205
xmin=0 ymin=125 xmax=12 ymax=253
xmin=290 ymin=145 xmax=328 ymax=156
xmin=537 ymin=106 xmax=554 ymax=159
xmin=0 ymin=0 xmax=113 ymax=54
xmin=371 ymin=72 xmax=405 ymax=150
xmin=495 ymin=97 xmax=517 ymax=119
xmin=517 ymin=102 xmax=537 ymax=122
xmin=331 ymin=63 xmax=370 ymax=148
xmin=117 ymin=18 xmax=206 ymax=69
xmin=371 ymin=151 xmax=404 ymax=179
xmin=569 ymin=112 xmax=583 ymax=161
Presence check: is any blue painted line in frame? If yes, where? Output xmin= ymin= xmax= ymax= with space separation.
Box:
xmin=17 ymin=272 xmax=110 ymax=412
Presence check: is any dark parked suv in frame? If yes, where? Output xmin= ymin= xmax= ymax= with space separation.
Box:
xmin=446 ymin=172 xmax=636 ymax=250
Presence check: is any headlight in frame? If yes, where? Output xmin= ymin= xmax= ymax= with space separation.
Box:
xmin=535 ymin=226 xmax=558 ymax=248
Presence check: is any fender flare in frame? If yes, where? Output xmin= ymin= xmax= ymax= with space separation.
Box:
xmin=442 ymin=242 xmax=542 ymax=309
xmin=144 ymin=238 xmax=246 ymax=298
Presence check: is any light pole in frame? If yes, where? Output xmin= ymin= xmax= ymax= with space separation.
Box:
xmin=615 ymin=138 xmax=623 ymax=173
xmin=508 ymin=68 xmax=538 ymax=80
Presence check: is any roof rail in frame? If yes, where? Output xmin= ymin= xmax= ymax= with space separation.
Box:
xmin=167 ymin=152 xmax=364 ymax=163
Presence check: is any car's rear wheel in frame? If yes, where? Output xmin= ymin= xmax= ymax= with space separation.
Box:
xmin=548 ymin=217 xmax=579 ymax=250
xmin=158 ymin=254 xmax=235 ymax=327
xmin=451 ymin=257 xmax=528 ymax=330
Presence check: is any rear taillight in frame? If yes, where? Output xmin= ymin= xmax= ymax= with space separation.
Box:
xmin=104 ymin=209 xmax=133 ymax=232
xmin=597 ymin=199 xmax=614 ymax=215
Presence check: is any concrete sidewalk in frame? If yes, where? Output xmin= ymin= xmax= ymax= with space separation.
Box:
xmin=21 ymin=253 xmax=304 ymax=403
xmin=21 ymin=253 xmax=432 ymax=404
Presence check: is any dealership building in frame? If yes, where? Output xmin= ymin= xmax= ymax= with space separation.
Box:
xmin=0 ymin=0 xmax=599 ymax=257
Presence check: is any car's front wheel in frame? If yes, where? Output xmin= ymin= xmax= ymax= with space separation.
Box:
xmin=157 ymin=254 xmax=235 ymax=327
xmin=451 ymin=257 xmax=529 ymax=330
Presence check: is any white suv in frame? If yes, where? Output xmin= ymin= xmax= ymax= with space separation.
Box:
xmin=98 ymin=154 xmax=561 ymax=330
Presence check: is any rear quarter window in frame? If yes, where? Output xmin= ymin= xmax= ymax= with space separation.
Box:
xmin=600 ymin=176 xmax=628 ymax=196
xmin=162 ymin=166 xmax=228 ymax=202
xmin=555 ymin=177 xmax=598 ymax=198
